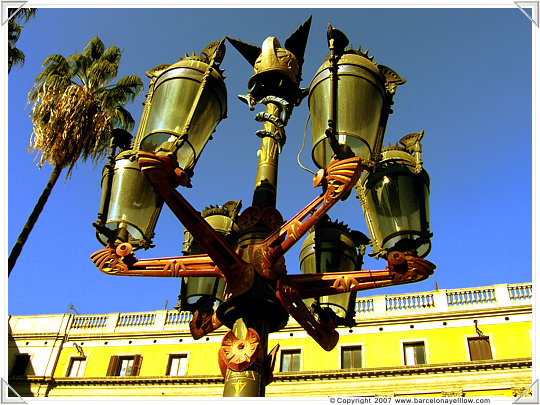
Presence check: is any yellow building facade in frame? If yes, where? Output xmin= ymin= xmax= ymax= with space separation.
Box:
xmin=7 ymin=282 xmax=533 ymax=397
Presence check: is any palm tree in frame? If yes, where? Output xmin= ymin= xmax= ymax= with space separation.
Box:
xmin=8 ymin=36 xmax=144 ymax=276
xmin=8 ymin=8 xmax=37 ymax=73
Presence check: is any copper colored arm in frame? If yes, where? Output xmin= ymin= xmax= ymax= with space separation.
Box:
xmin=276 ymin=276 xmax=339 ymax=351
xmin=284 ymin=252 xmax=436 ymax=300
xmin=138 ymin=151 xmax=254 ymax=297
xmin=275 ymin=253 xmax=435 ymax=352
xmin=249 ymin=157 xmax=363 ymax=279
xmin=91 ymin=244 xmax=223 ymax=278
xmin=190 ymin=310 xmax=223 ymax=340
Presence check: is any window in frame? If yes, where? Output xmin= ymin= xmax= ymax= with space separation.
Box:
xmin=468 ymin=337 xmax=493 ymax=360
xmin=11 ymin=354 xmax=31 ymax=376
xmin=403 ymin=342 xmax=426 ymax=366
xmin=67 ymin=357 xmax=86 ymax=377
xmin=106 ymin=355 xmax=142 ymax=376
xmin=341 ymin=346 xmax=362 ymax=369
xmin=280 ymin=350 xmax=301 ymax=372
xmin=167 ymin=355 xmax=188 ymax=376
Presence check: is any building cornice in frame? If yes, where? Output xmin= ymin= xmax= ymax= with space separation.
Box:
xmin=10 ymin=358 xmax=532 ymax=387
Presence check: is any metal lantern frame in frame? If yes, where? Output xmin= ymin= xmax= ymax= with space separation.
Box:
xmin=91 ymin=20 xmax=436 ymax=398
xmin=299 ymin=215 xmax=370 ymax=327
xmin=93 ymin=132 xmax=162 ymax=251
xmin=358 ymin=132 xmax=433 ymax=259
xmin=176 ymin=202 xmax=241 ymax=314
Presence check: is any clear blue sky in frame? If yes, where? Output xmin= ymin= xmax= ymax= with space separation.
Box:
xmin=4 ymin=4 xmax=535 ymax=316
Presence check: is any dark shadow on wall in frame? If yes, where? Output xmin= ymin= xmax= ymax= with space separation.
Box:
xmin=8 ymin=321 xmax=37 ymax=397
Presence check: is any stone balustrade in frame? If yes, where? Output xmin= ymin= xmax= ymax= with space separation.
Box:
xmin=63 ymin=282 xmax=531 ymax=335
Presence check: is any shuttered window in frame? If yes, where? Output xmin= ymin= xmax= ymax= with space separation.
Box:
xmin=403 ymin=342 xmax=426 ymax=365
xmin=67 ymin=357 xmax=86 ymax=377
xmin=468 ymin=337 xmax=493 ymax=360
xmin=106 ymin=355 xmax=142 ymax=376
xmin=341 ymin=346 xmax=362 ymax=369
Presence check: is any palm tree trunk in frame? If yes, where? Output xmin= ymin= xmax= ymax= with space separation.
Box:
xmin=8 ymin=164 xmax=63 ymax=276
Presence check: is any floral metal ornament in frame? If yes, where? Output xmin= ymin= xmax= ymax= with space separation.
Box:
xmin=218 ymin=328 xmax=261 ymax=375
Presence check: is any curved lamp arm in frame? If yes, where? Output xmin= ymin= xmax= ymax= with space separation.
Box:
xmin=90 ymin=243 xmax=223 ymax=278
xmin=248 ymin=157 xmax=363 ymax=279
xmin=276 ymin=252 xmax=436 ymax=351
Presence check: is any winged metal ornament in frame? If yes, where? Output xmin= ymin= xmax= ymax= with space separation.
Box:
xmin=226 ymin=16 xmax=312 ymax=83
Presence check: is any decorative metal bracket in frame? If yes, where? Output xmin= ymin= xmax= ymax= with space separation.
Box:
xmin=91 ymin=152 xmax=435 ymax=347
xmin=276 ymin=251 xmax=435 ymax=350
xmin=137 ymin=151 xmax=255 ymax=298
xmin=248 ymin=157 xmax=363 ymax=279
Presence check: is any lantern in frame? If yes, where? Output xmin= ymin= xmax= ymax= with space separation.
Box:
xmin=134 ymin=50 xmax=227 ymax=176
xmin=299 ymin=216 xmax=369 ymax=326
xmin=359 ymin=132 xmax=432 ymax=258
xmin=177 ymin=201 xmax=241 ymax=313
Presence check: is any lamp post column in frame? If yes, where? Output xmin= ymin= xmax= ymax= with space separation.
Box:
xmin=219 ymin=29 xmax=310 ymax=397
xmin=220 ymin=101 xmax=286 ymax=397
xmin=252 ymin=102 xmax=282 ymax=209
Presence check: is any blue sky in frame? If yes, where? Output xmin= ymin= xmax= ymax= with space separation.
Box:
xmin=4 ymin=4 xmax=535 ymax=317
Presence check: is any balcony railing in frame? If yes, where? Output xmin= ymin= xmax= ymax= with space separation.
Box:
xmin=61 ymin=282 xmax=532 ymax=334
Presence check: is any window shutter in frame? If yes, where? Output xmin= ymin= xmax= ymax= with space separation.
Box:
xmin=132 ymin=354 xmax=142 ymax=376
xmin=469 ymin=337 xmax=492 ymax=360
xmin=106 ymin=355 xmax=119 ymax=376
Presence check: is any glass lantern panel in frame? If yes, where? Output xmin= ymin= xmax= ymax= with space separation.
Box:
xmin=140 ymin=67 xmax=225 ymax=171
xmin=364 ymin=168 xmax=430 ymax=255
xmin=99 ymin=158 xmax=162 ymax=246
xmin=319 ymin=292 xmax=353 ymax=319
xmin=299 ymin=231 xmax=358 ymax=322
xmin=184 ymin=277 xmax=226 ymax=304
xmin=310 ymin=67 xmax=384 ymax=168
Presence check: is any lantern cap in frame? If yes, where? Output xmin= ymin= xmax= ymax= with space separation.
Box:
xmin=250 ymin=37 xmax=299 ymax=85
xmin=380 ymin=130 xmax=425 ymax=173
xmin=147 ymin=39 xmax=227 ymax=79
xmin=201 ymin=200 xmax=242 ymax=220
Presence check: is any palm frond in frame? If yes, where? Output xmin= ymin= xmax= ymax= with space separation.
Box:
xmin=67 ymin=53 xmax=91 ymax=85
xmin=10 ymin=7 xmax=37 ymax=23
xmin=101 ymin=46 xmax=122 ymax=64
xmin=107 ymin=105 xmax=135 ymax=131
xmin=100 ymin=75 xmax=143 ymax=107
xmin=40 ymin=53 xmax=68 ymax=67
xmin=36 ymin=54 xmax=70 ymax=79
xmin=82 ymin=37 xmax=105 ymax=62
xmin=28 ymin=84 xmax=113 ymax=178
xmin=8 ymin=45 xmax=24 ymax=72
xmin=88 ymin=59 xmax=119 ymax=88
xmin=26 ymin=36 xmax=142 ymax=179
xmin=8 ymin=20 xmax=21 ymax=44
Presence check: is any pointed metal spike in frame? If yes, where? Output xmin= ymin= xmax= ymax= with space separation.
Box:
xmin=284 ymin=15 xmax=312 ymax=76
xmin=226 ymin=36 xmax=261 ymax=66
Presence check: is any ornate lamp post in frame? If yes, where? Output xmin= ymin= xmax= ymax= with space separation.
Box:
xmin=91 ymin=18 xmax=435 ymax=397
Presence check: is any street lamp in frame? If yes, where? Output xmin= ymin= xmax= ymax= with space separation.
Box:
xmin=91 ymin=19 xmax=436 ymax=398
xmin=134 ymin=40 xmax=227 ymax=177
xmin=358 ymin=131 xmax=432 ymax=259
xmin=176 ymin=201 xmax=241 ymax=314
xmin=308 ymin=25 xmax=405 ymax=168
xmin=299 ymin=215 xmax=370 ymax=327
xmin=93 ymin=40 xmax=227 ymax=250
xmin=93 ymin=128 xmax=163 ymax=250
